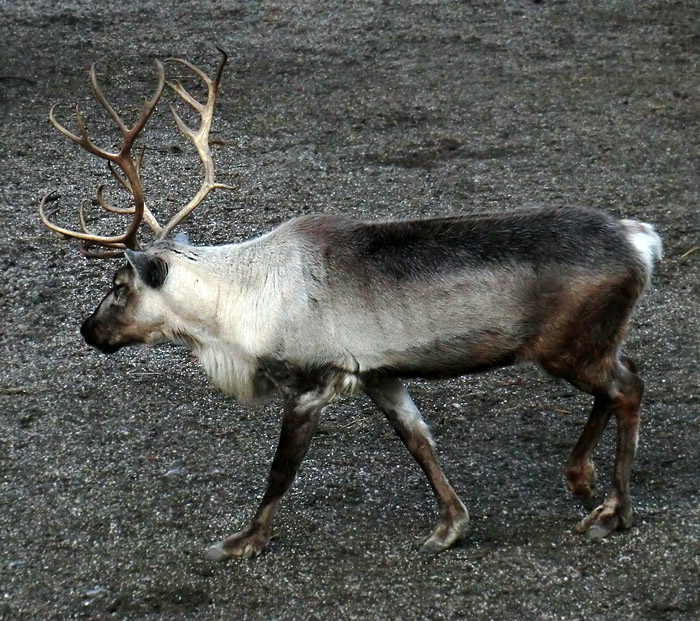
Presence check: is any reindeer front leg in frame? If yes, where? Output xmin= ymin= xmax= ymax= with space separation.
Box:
xmin=364 ymin=376 xmax=469 ymax=553
xmin=205 ymin=390 xmax=324 ymax=561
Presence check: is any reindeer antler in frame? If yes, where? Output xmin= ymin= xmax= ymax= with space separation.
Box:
xmin=39 ymin=61 xmax=165 ymax=257
xmin=160 ymin=48 xmax=234 ymax=239
xmin=39 ymin=50 xmax=232 ymax=258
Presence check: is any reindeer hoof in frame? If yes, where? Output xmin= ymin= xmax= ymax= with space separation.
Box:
xmin=204 ymin=542 xmax=229 ymax=562
xmin=576 ymin=500 xmax=632 ymax=540
xmin=584 ymin=523 xmax=615 ymax=540
xmin=204 ymin=525 xmax=270 ymax=561
xmin=420 ymin=506 xmax=469 ymax=554
xmin=421 ymin=535 xmax=452 ymax=554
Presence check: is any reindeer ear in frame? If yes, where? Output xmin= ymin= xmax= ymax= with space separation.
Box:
xmin=174 ymin=232 xmax=190 ymax=245
xmin=124 ymin=250 xmax=169 ymax=289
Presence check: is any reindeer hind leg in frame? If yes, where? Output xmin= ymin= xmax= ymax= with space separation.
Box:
xmin=575 ymin=357 xmax=643 ymax=538
xmin=546 ymin=353 xmax=643 ymax=539
xmin=563 ymin=394 xmax=614 ymax=509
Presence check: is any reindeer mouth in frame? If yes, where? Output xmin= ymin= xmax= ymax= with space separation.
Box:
xmin=80 ymin=320 xmax=123 ymax=354
xmin=94 ymin=343 xmax=122 ymax=355
xmin=82 ymin=334 xmax=122 ymax=355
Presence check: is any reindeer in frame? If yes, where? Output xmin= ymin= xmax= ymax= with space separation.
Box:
xmin=39 ymin=50 xmax=662 ymax=561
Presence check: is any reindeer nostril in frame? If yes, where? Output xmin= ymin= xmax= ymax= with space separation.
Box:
xmin=80 ymin=317 xmax=97 ymax=346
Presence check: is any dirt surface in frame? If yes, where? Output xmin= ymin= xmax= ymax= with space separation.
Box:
xmin=1 ymin=1 xmax=699 ymax=619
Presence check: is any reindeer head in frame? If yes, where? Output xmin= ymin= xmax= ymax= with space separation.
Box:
xmin=39 ymin=50 xmax=232 ymax=353
xmin=80 ymin=251 xmax=170 ymax=353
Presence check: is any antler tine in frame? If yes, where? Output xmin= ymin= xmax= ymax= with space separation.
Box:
xmin=95 ymin=64 xmax=167 ymax=237
xmin=88 ymin=63 xmax=128 ymax=136
xmin=125 ymin=61 xmax=166 ymax=149
xmin=166 ymin=78 xmax=204 ymax=115
xmin=77 ymin=199 xmax=125 ymax=240
xmin=166 ymin=57 xmax=212 ymax=88
xmin=96 ymin=184 xmax=134 ymax=214
xmin=50 ymin=103 xmax=120 ymax=161
xmin=39 ymin=192 xmax=128 ymax=259
xmin=89 ymin=60 xmax=166 ymax=153
xmin=135 ymin=144 xmax=146 ymax=177
xmin=80 ymin=240 xmax=129 ymax=259
xmin=159 ymin=49 xmax=233 ymax=239
xmin=102 ymin=147 xmax=163 ymax=234
xmin=40 ymin=61 xmax=167 ymax=254
xmin=40 ymin=190 xmax=130 ymax=245
xmin=96 ymin=180 xmax=163 ymax=234
xmin=107 ymin=160 xmax=134 ymax=194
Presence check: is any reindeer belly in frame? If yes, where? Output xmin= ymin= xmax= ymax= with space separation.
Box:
xmin=332 ymin=285 xmax=532 ymax=379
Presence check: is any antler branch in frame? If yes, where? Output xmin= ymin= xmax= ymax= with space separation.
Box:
xmin=159 ymin=48 xmax=234 ymax=239
xmin=39 ymin=61 xmax=166 ymax=255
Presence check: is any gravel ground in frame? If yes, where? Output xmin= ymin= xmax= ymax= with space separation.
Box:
xmin=1 ymin=1 xmax=699 ymax=619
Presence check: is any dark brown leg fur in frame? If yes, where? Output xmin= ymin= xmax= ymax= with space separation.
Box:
xmin=205 ymin=388 xmax=329 ymax=561
xmin=576 ymin=359 xmax=643 ymax=537
xmin=556 ymin=356 xmax=643 ymax=538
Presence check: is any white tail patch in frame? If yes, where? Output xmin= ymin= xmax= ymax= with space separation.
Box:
xmin=621 ymin=219 xmax=663 ymax=282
